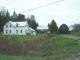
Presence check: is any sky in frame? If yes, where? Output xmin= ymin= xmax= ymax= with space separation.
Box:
xmin=0 ymin=0 xmax=80 ymax=28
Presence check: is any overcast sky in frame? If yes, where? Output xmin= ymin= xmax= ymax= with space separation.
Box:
xmin=0 ymin=0 xmax=80 ymax=28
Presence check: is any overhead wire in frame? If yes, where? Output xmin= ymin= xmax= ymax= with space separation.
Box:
xmin=22 ymin=0 xmax=64 ymax=13
xmin=0 ymin=0 xmax=16 ymax=7
xmin=0 ymin=0 xmax=64 ymax=13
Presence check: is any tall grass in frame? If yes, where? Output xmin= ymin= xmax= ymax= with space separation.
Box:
xmin=0 ymin=34 xmax=54 ymax=56
xmin=0 ymin=35 xmax=80 ymax=60
xmin=0 ymin=34 xmax=80 ymax=60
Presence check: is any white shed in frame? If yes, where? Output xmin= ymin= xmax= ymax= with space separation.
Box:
xmin=37 ymin=26 xmax=49 ymax=33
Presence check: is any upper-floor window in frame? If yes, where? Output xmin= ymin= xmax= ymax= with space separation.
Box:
xmin=16 ymin=23 xmax=19 ymax=27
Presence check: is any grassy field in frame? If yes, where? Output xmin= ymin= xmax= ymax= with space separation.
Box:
xmin=0 ymin=55 xmax=44 ymax=60
xmin=0 ymin=35 xmax=80 ymax=60
xmin=70 ymin=32 xmax=80 ymax=36
xmin=0 ymin=34 xmax=48 ymax=41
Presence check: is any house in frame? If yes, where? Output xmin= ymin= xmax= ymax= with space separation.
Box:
xmin=3 ymin=21 xmax=36 ymax=35
xmin=37 ymin=26 xmax=49 ymax=33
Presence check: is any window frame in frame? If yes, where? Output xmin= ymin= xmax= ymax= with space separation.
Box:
xmin=6 ymin=30 xmax=7 ymax=34
xmin=10 ymin=30 xmax=11 ymax=34
xmin=21 ymin=30 xmax=22 ymax=33
xmin=16 ymin=30 xmax=18 ymax=34
xmin=16 ymin=23 xmax=19 ymax=27
xmin=10 ymin=25 xmax=11 ymax=28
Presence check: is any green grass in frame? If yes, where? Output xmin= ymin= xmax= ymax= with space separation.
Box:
xmin=54 ymin=35 xmax=80 ymax=54
xmin=0 ymin=34 xmax=47 ymax=41
xmin=0 ymin=35 xmax=80 ymax=60
xmin=0 ymin=55 xmax=61 ymax=60
xmin=0 ymin=55 xmax=44 ymax=60
xmin=71 ymin=32 xmax=80 ymax=36
xmin=16 ymin=34 xmax=47 ymax=41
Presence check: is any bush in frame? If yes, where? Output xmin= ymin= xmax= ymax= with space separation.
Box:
xmin=0 ymin=34 xmax=54 ymax=56
xmin=58 ymin=24 xmax=69 ymax=34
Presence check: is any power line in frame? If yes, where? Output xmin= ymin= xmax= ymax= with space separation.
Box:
xmin=0 ymin=0 xmax=8 ymax=4
xmin=0 ymin=0 xmax=16 ymax=7
xmin=22 ymin=0 xmax=64 ymax=13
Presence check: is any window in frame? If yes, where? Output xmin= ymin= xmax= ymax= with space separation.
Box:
xmin=10 ymin=25 xmax=11 ymax=28
xmin=16 ymin=30 xmax=18 ymax=34
xmin=16 ymin=23 xmax=19 ymax=27
xmin=6 ymin=30 xmax=7 ymax=34
xmin=10 ymin=30 xmax=11 ymax=34
xmin=21 ymin=30 xmax=22 ymax=33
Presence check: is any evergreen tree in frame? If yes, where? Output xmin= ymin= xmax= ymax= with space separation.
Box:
xmin=27 ymin=15 xmax=38 ymax=30
xmin=16 ymin=14 xmax=26 ymax=21
xmin=48 ymin=19 xmax=58 ymax=33
xmin=0 ymin=9 xmax=10 ymax=32
xmin=10 ymin=11 xmax=17 ymax=21
xmin=13 ymin=11 xmax=17 ymax=18
xmin=6 ymin=10 xmax=10 ymax=21
xmin=11 ymin=12 xmax=26 ymax=21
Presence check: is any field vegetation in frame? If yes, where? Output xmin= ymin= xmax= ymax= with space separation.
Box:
xmin=0 ymin=34 xmax=80 ymax=60
xmin=71 ymin=31 xmax=80 ymax=37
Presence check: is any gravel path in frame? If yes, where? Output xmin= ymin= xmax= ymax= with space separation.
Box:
xmin=60 ymin=35 xmax=80 ymax=40
xmin=64 ymin=53 xmax=80 ymax=60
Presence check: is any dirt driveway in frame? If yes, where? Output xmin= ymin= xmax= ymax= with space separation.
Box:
xmin=61 ymin=35 xmax=80 ymax=40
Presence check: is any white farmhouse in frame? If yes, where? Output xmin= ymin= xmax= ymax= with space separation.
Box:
xmin=3 ymin=21 xmax=36 ymax=35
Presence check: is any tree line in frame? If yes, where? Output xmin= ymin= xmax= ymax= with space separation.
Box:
xmin=0 ymin=9 xmax=38 ymax=32
xmin=0 ymin=9 xmax=79 ymax=34
xmin=48 ymin=19 xmax=70 ymax=34
xmin=48 ymin=19 xmax=80 ymax=34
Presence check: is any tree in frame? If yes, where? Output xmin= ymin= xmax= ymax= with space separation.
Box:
xmin=11 ymin=13 xmax=26 ymax=21
xmin=48 ymin=19 xmax=58 ymax=33
xmin=0 ymin=9 xmax=11 ymax=32
xmin=58 ymin=24 xmax=69 ymax=34
xmin=13 ymin=11 xmax=17 ymax=18
xmin=10 ymin=11 xmax=17 ymax=21
xmin=6 ymin=10 xmax=10 ymax=21
xmin=27 ymin=15 xmax=38 ymax=30
xmin=72 ymin=24 xmax=80 ymax=32
xmin=16 ymin=14 xmax=26 ymax=21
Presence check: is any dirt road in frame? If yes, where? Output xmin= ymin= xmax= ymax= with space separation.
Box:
xmin=61 ymin=35 xmax=80 ymax=40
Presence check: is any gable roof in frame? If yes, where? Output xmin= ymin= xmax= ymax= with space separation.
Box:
xmin=28 ymin=27 xmax=35 ymax=31
xmin=4 ymin=21 xmax=36 ymax=32
xmin=9 ymin=21 xmax=28 ymax=27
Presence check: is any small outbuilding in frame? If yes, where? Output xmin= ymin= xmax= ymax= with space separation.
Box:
xmin=37 ymin=26 xmax=49 ymax=33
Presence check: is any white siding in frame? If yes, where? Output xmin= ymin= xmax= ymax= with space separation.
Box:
xmin=3 ymin=21 xmax=36 ymax=35
xmin=4 ymin=22 xmax=29 ymax=35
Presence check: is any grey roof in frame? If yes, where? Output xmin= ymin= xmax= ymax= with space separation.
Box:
xmin=37 ymin=26 xmax=48 ymax=30
xmin=9 ymin=21 xmax=28 ymax=27
xmin=9 ymin=21 xmax=35 ymax=31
